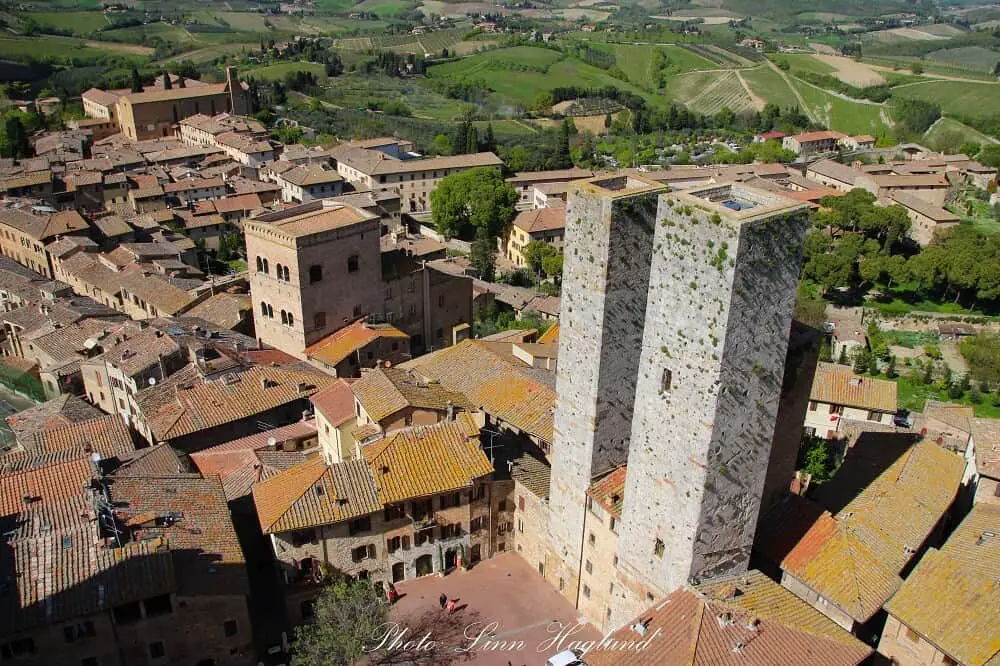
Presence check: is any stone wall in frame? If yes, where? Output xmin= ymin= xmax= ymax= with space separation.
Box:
xmin=547 ymin=178 xmax=665 ymax=604
xmin=510 ymin=480 xmax=549 ymax=579
xmin=613 ymin=191 xmax=808 ymax=626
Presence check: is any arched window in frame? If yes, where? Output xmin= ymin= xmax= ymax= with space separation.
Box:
xmin=276 ymin=263 xmax=283 ymax=281
xmin=287 ymin=313 xmax=294 ymax=327
xmin=260 ymin=301 xmax=267 ymax=316
xmin=263 ymin=259 xmax=269 ymax=275
xmin=266 ymin=304 xmax=274 ymax=318
xmin=256 ymin=257 xmax=263 ymax=273
xmin=283 ymin=265 xmax=291 ymax=281
xmin=280 ymin=310 xmax=288 ymax=325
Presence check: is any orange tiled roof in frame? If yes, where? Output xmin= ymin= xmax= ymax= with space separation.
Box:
xmin=970 ymin=417 xmax=1000 ymax=479
xmin=26 ymin=414 xmax=135 ymax=460
xmin=761 ymin=437 xmax=965 ymax=623
xmin=253 ymin=456 xmax=381 ymax=534
xmin=310 ymin=379 xmax=356 ymax=428
xmin=305 ymin=319 xmax=409 ymax=368
xmin=587 ymin=466 xmax=627 ymax=519
xmin=404 ymin=339 xmax=556 ymax=443
xmin=512 ymin=207 xmax=566 ymax=234
xmin=536 ymin=322 xmax=559 ymax=345
xmin=362 ymin=414 xmax=491 ymax=505
xmin=810 ymin=362 xmax=897 ymax=412
xmin=885 ymin=504 xmax=1000 ymax=666
xmin=586 ymin=570 xmax=871 ymax=666
xmin=352 ymin=367 xmax=471 ymax=425
xmin=145 ymin=365 xmax=334 ymax=441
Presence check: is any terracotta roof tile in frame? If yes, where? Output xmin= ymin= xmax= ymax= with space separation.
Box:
xmin=810 ymin=362 xmax=897 ymax=412
xmin=510 ymin=451 xmax=550 ymax=500
xmin=362 ymin=414 xmax=491 ymax=505
xmin=310 ymin=379 xmax=357 ymax=427
xmin=885 ymin=504 xmax=1000 ymax=665
xmin=404 ymin=340 xmax=555 ymax=443
xmin=512 ymin=207 xmax=566 ymax=234
xmin=305 ymin=319 xmax=409 ymax=368
xmin=352 ymin=367 xmax=470 ymax=425
xmin=970 ymin=417 xmax=1000 ymax=479
xmin=587 ymin=466 xmax=626 ymax=519
xmin=586 ymin=570 xmax=871 ymax=666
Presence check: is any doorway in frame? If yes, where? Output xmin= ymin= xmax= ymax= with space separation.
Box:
xmin=444 ymin=548 xmax=457 ymax=571
xmin=415 ymin=554 xmax=433 ymax=577
xmin=392 ymin=562 xmax=405 ymax=583
xmin=471 ymin=544 xmax=481 ymax=564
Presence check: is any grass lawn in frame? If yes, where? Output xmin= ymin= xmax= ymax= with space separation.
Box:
xmin=889 ymin=371 xmax=1000 ymax=417
xmin=244 ymin=61 xmax=327 ymax=82
xmin=321 ymin=73 xmax=468 ymax=121
xmin=789 ymin=76 xmax=890 ymax=136
xmin=101 ymin=23 xmax=196 ymax=45
xmin=924 ymin=116 xmax=998 ymax=151
xmin=777 ymin=53 xmax=838 ymax=77
xmin=666 ymin=45 xmax=720 ymax=72
xmin=0 ymin=35 xmax=123 ymax=61
xmin=742 ymin=64 xmax=801 ymax=109
xmin=947 ymin=202 xmax=1000 ymax=235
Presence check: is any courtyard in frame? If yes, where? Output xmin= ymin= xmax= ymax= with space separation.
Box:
xmin=374 ymin=553 xmax=601 ymax=666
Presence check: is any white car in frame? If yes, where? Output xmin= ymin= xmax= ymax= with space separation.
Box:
xmin=545 ymin=648 xmax=586 ymax=666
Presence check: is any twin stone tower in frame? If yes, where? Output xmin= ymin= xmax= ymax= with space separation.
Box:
xmin=547 ymin=174 xmax=810 ymax=628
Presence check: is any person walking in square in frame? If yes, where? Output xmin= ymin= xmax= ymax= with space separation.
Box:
xmin=439 ymin=593 xmax=447 ymax=609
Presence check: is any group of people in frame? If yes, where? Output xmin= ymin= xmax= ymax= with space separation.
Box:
xmin=439 ymin=593 xmax=458 ymax=613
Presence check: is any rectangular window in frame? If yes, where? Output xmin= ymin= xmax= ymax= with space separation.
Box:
xmin=867 ymin=410 xmax=880 ymax=421
xmin=585 ymin=560 xmax=593 ymax=574
xmin=144 ymin=594 xmax=172 ymax=617
xmin=439 ymin=492 xmax=461 ymax=509
xmin=498 ymin=499 xmax=507 ymax=512
xmin=415 ymin=530 xmax=433 ymax=547
xmin=149 ymin=642 xmax=165 ymax=659
xmin=470 ymin=516 xmax=484 ymax=532
xmin=351 ymin=545 xmax=376 ymax=562
xmin=654 ymin=538 xmax=665 ymax=558
xmin=808 ymin=401 xmax=818 ymax=411
xmin=347 ymin=255 xmax=359 ymax=273
xmin=518 ymin=496 xmax=525 ymax=512
xmin=582 ymin=585 xmax=590 ymax=599
xmin=517 ymin=519 xmax=524 ymax=533
xmin=64 ymin=621 xmax=97 ymax=642
xmin=589 ymin=532 xmax=596 ymax=546
xmin=384 ymin=504 xmax=405 ymax=522
xmin=831 ymin=404 xmax=844 ymax=415
xmin=112 ymin=601 xmax=142 ymax=625
xmin=661 ymin=368 xmax=672 ymax=392
xmin=309 ymin=265 xmax=322 ymax=283
xmin=223 ymin=620 xmax=238 ymax=637
xmin=387 ymin=536 xmax=401 ymax=553
xmin=348 ymin=517 xmax=372 ymax=535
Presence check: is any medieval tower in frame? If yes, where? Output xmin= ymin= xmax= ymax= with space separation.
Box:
xmin=547 ymin=175 xmax=667 ymax=596
xmin=548 ymin=177 xmax=810 ymax=626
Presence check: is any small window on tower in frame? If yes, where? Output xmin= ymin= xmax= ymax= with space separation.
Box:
xmin=661 ymin=369 xmax=672 ymax=392
xmin=654 ymin=538 xmax=665 ymax=558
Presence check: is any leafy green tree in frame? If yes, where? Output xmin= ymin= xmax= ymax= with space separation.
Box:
xmin=470 ymin=226 xmax=497 ymax=281
xmin=291 ymin=578 xmax=387 ymax=666
xmin=429 ymin=167 xmax=518 ymax=240
xmin=798 ymin=436 xmax=835 ymax=483
xmin=542 ymin=251 xmax=564 ymax=282
xmin=960 ymin=331 xmax=1000 ymax=386
xmin=522 ymin=240 xmax=556 ymax=277
xmin=886 ymin=354 xmax=897 ymax=378
xmin=480 ymin=122 xmax=496 ymax=153
xmin=430 ymin=133 xmax=451 ymax=155
xmin=980 ymin=144 xmax=1000 ymax=168
xmin=853 ymin=347 xmax=871 ymax=374
xmin=819 ymin=337 xmax=833 ymax=362
xmin=838 ymin=346 xmax=849 ymax=366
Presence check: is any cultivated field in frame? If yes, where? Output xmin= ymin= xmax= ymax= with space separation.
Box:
xmin=669 ymin=70 xmax=756 ymax=114
xmin=926 ymin=46 xmax=1000 ymax=73
xmin=812 ymin=54 xmax=885 ymax=86
xmin=924 ymin=117 xmax=998 ymax=150
xmin=742 ymin=65 xmax=802 ymax=109
xmin=790 ymin=77 xmax=890 ymax=135
xmin=27 ymin=10 xmax=109 ymax=34
xmin=244 ymin=61 xmax=327 ymax=82
xmin=893 ymin=80 xmax=1000 ymax=122
xmin=427 ymin=46 xmax=658 ymax=109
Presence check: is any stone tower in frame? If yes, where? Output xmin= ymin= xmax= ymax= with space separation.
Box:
xmin=611 ymin=182 xmax=809 ymax=625
xmin=547 ymin=175 xmax=667 ymax=599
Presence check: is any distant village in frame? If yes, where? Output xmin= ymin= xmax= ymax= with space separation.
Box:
xmin=0 ymin=67 xmax=996 ymax=666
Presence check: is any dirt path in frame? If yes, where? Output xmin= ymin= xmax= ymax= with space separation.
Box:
xmin=735 ymin=69 xmax=765 ymax=110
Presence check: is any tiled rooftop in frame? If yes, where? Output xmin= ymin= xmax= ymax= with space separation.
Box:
xmin=352 ymin=367 xmax=470 ymax=424
xmin=810 ymin=362 xmax=898 ymax=412
xmin=586 ymin=570 xmax=871 ymax=666
xmin=587 ymin=466 xmax=627 ymax=519
xmin=305 ymin=318 xmax=408 ymax=368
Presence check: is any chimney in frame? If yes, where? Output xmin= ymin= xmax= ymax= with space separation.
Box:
xmin=446 ymin=400 xmax=455 ymax=421
xmin=260 ymin=377 xmax=268 ymax=390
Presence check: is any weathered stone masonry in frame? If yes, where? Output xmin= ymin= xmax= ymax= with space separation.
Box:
xmin=547 ymin=176 xmax=667 ymax=602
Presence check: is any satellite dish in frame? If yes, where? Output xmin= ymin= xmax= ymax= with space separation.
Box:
xmin=267 ymin=437 xmax=277 ymax=449
xmin=90 ymin=451 xmax=102 ymax=464
xmin=148 ymin=377 xmax=157 ymax=386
